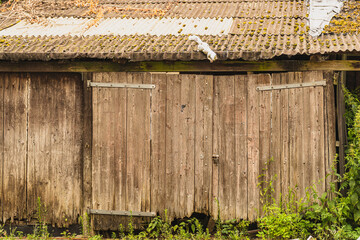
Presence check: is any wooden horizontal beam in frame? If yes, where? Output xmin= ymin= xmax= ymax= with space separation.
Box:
xmin=2 ymin=60 xmax=360 ymax=72
xmin=88 ymin=209 xmax=156 ymax=217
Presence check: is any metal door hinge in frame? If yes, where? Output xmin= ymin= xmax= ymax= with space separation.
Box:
xmin=256 ymin=81 xmax=326 ymax=91
xmin=87 ymin=80 xmax=155 ymax=89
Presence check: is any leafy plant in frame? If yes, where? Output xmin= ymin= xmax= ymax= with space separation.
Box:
xmin=27 ymin=197 xmax=50 ymax=239
xmin=79 ymin=212 xmax=91 ymax=236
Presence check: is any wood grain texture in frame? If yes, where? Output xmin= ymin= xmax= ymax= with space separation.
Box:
xmin=258 ymin=74 xmax=271 ymax=214
xmin=181 ymin=74 xmax=196 ymax=217
xmin=269 ymin=73 xmax=282 ymax=203
xmin=214 ymin=75 xmax=235 ymax=219
xmin=287 ymin=72 xmax=297 ymax=196
xmin=315 ymin=71 xmax=326 ymax=194
xmin=82 ymin=72 xmax=93 ymax=213
xmin=164 ymin=74 xmax=178 ymax=220
xmin=211 ymin=75 xmax=220 ymax=219
xmin=194 ymin=75 xmax=213 ymax=214
xmin=150 ymin=73 xmax=167 ymax=217
xmin=247 ymin=74 xmax=260 ymax=221
xmin=127 ymin=72 xmax=151 ymax=212
xmin=27 ymin=73 xmax=83 ymax=226
xmin=279 ymin=73 xmax=290 ymax=203
xmin=2 ymin=73 xmax=28 ymax=222
xmin=323 ymin=71 xmax=336 ymax=191
xmin=234 ymin=75 xmax=248 ymax=219
xmin=0 ymin=74 xmax=3 ymax=222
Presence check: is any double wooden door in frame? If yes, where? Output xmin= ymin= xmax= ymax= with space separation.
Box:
xmin=91 ymin=71 xmax=335 ymax=222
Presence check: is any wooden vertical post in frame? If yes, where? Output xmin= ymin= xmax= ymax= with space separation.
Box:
xmin=82 ymin=72 xmax=93 ymax=236
xmin=337 ymin=55 xmax=347 ymax=180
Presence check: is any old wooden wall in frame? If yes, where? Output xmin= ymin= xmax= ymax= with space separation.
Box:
xmin=0 ymin=73 xmax=83 ymax=226
xmin=91 ymin=71 xmax=336 ymax=222
xmin=0 ymin=70 xmax=335 ymax=226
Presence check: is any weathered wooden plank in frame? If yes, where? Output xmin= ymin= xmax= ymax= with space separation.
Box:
xmin=323 ymin=71 xmax=336 ymax=191
xmin=287 ymin=72 xmax=297 ymax=197
xmin=2 ymin=73 xmax=28 ymax=222
xmin=194 ymin=74 xmax=213 ymax=214
xmin=270 ymin=73 xmax=282 ymax=204
xmin=127 ymin=72 xmax=147 ymax=212
xmin=3 ymin=60 xmax=360 ymax=73
xmin=112 ymin=72 xmax=128 ymax=212
xmin=216 ymin=75 xmax=236 ymax=219
xmin=247 ymin=74 xmax=260 ymax=221
xmin=337 ymin=74 xmax=346 ymax=179
xmin=294 ymin=72 xmax=304 ymax=200
xmin=315 ymin=71 xmax=326 ymax=194
xmin=88 ymin=209 xmax=156 ymax=217
xmin=140 ymin=73 xmax=151 ymax=212
xmin=280 ymin=73 xmax=290 ymax=203
xmin=82 ymin=72 xmax=93 ymax=217
xmin=150 ymin=73 xmax=167 ymax=217
xmin=211 ymin=75 xmax=220 ymax=219
xmin=234 ymin=75 xmax=248 ymax=220
xmin=93 ymin=72 xmax=112 ymax=211
xmin=27 ymin=73 xmax=83 ymax=226
xmin=165 ymin=74 xmax=181 ymax=220
xmin=181 ymin=74 xmax=196 ymax=217
xmin=258 ymin=74 xmax=271 ymax=214
xmin=0 ymin=74 xmax=3 ymax=222
xmin=301 ymin=72 xmax=313 ymax=195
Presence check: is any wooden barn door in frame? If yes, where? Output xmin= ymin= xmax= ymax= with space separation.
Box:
xmin=91 ymin=73 xmax=152 ymax=214
xmin=211 ymin=71 xmax=335 ymax=221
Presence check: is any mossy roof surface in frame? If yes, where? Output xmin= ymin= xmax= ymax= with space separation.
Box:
xmin=0 ymin=0 xmax=358 ymax=61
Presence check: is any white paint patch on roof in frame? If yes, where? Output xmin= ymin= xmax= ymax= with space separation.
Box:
xmin=0 ymin=17 xmax=233 ymax=36
xmin=309 ymin=0 xmax=344 ymax=37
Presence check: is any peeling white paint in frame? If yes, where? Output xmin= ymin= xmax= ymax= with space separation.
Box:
xmin=0 ymin=17 xmax=233 ymax=36
xmin=308 ymin=0 xmax=345 ymax=37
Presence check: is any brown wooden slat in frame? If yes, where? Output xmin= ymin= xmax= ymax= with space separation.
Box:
xmin=92 ymin=72 xmax=111 ymax=210
xmin=113 ymin=72 xmax=128 ymax=211
xmin=247 ymin=74 xmax=260 ymax=221
xmin=127 ymin=72 xmax=150 ymax=212
xmin=324 ymin=71 xmax=336 ymax=192
xmin=150 ymin=73 xmax=167 ymax=217
xmin=216 ymin=75 xmax=236 ymax=219
xmin=270 ymin=73 xmax=282 ymax=204
xmin=82 ymin=72 xmax=93 ymax=217
xmin=211 ymin=75 xmax=220 ymax=219
xmin=294 ymin=72 xmax=304 ymax=200
xmin=301 ymin=72 xmax=313 ymax=195
xmin=287 ymin=72 xmax=298 ymax=197
xmin=234 ymin=75 xmax=248 ymax=219
xmin=280 ymin=73 xmax=290 ymax=203
xmin=27 ymin=73 xmax=82 ymax=226
xmin=194 ymin=75 xmax=213 ymax=214
xmin=258 ymin=74 xmax=271 ymax=214
xmin=180 ymin=74 xmax=196 ymax=217
xmin=0 ymin=74 xmax=3 ymax=222
xmin=2 ymin=73 xmax=27 ymax=222
xmin=315 ymin=71 xmax=326 ymax=194
xmin=165 ymin=74 xmax=181 ymax=220
xmin=3 ymin=60 xmax=360 ymax=73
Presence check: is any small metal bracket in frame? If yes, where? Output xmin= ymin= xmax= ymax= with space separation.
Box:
xmin=256 ymin=81 xmax=326 ymax=91
xmin=87 ymin=80 xmax=155 ymax=89
xmin=87 ymin=209 xmax=156 ymax=217
xmin=212 ymin=155 xmax=219 ymax=165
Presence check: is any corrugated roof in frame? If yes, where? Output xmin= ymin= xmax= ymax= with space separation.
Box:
xmin=0 ymin=0 xmax=358 ymax=61
xmin=0 ymin=17 xmax=233 ymax=36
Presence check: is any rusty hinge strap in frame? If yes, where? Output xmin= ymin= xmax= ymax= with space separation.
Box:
xmin=87 ymin=80 xmax=155 ymax=89
xmin=256 ymin=81 xmax=326 ymax=91
xmin=88 ymin=209 xmax=156 ymax=217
